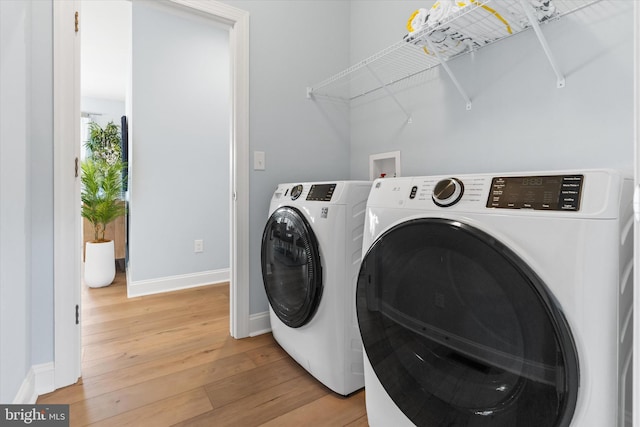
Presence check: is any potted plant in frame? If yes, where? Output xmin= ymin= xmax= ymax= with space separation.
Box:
xmin=81 ymin=121 xmax=126 ymax=287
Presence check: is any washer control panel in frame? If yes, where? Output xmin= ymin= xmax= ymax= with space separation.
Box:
xmin=487 ymin=174 xmax=584 ymax=211
xmin=306 ymin=183 xmax=336 ymax=201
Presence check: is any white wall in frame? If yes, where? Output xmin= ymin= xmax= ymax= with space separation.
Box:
xmin=1 ymin=0 xmax=55 ymax=403
xmin=0 ymin=0 xmax=30 ymax=402
xmin=81 ymin=97 xmax=125 ymax=128
xmin=348 ymin=2 xmax=634 ymax=179
xmin=129 ymin=1 xmax=230 ymax=291
xmin=222 ymin=0 xmax=352 ymax=314
xmin=29 ymin=0 xmax=54 ymax=368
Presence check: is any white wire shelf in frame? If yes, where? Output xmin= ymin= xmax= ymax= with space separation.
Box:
xmin=307 ymin=0 xmax=603 ymax=112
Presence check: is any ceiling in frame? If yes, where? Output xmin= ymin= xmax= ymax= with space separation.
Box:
xmin=81 ymin=0 xmax=131 ymax=102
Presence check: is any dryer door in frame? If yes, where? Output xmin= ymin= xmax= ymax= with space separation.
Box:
xmin=261 ymin=206 xmax=322 ymax=328
xmin=357 ymin=218 xmax=579 ymax=427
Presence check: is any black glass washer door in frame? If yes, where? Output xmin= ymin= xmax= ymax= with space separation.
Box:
xmin=357 ymin=218 xmax=579 ymax=427
xmin=261 ymin=206 xmax=323 ymax=328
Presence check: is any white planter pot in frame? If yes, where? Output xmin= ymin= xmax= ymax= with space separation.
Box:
xmin=84 ymin=240 xmax=115 ymax=288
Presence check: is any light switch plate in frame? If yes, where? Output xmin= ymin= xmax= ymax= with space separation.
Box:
xmin=254 ymin=151 xmax=265 ymax=171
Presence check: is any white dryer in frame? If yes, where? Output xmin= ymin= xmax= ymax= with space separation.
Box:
xmin=357 ymin=170 xmax=633 ymax=426
xmin=261 ymin=180 xmax=371 ymax=395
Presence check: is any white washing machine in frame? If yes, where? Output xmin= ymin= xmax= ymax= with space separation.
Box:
xmin=261 ymin=180 xmax=372 ymax=395
xmin=356 ymin=170 xmax=633 ymax=426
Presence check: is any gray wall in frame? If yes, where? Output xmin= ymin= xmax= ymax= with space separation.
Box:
xmin=0 ymin=0 xmax=54 ymax=402
xmin=129 ymin=1 xmax=230 ymax=283
xmin=348 ymin=1 xmax=634 ymax=179
xmin=222 ymin=0 xmax=352 ymax=314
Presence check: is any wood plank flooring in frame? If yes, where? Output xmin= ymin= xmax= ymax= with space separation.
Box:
xmin=37 ymin=272 xmax=368 ymax=426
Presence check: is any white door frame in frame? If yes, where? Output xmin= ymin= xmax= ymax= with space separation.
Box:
xmin=633 ymin=4 xmax=639 ymax=427
xmin=52 ymin=0 xmax=250 ymax=389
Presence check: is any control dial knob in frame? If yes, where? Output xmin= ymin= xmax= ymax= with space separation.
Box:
xmin=290 ymin=184 xmax=303 ymax=200
xmin=432 ymin=178 xmax=464 ymax=207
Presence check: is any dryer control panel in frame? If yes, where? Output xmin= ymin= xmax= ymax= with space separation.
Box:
xmin=487 ymin=174 xmax=584 ymax=211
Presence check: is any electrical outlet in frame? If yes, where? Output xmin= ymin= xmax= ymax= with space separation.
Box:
xmin=194 ymin=239 xmax=204 ymax=253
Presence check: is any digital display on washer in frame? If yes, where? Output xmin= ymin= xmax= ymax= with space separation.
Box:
xmin=306 ymin=184 xmax=336 ymax=201
xmin=487 ymin=175 xmax=583 ymax=211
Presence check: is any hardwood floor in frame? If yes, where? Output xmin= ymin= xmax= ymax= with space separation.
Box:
xmin=37 ymin=272 xmax=368 ymax=426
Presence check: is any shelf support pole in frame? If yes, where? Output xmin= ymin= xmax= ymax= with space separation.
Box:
xmin=518 ymin=0 xmax=565 ymax=88
xmin=425 ymin=39 xmax=472 ymax=110
xmin=365 ymin=64 xmax=412 ymax=123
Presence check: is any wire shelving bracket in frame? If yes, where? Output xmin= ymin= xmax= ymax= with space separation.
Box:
xmin=518 ymin=0 xmax=566 ymax=88
xmin=307 ymin=0 xmax=603 ymax=115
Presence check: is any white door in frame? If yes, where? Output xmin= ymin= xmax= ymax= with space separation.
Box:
xmin=53 ymin=0 xmax=82 ymax=389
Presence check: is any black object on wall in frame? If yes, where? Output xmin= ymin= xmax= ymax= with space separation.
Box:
xmin=121 ymin=115 xmax=129 ymax=267
xmin=121 ymin=115 xmax=128 ymax=191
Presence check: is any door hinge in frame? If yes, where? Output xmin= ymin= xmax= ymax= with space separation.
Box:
xmin=75 ymin=11 xmax=79 ymax=33
xmin=75 ymin=157 xmax=79 ymax=178
xmin=75 ymin=304 xmax=79 ymax=325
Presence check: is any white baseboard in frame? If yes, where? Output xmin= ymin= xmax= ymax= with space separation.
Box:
xmin=249 ymin=311 xmax=271 ymax=337
xmin=12 ymin=369 xmax=36 ymax=404
xmin=12 ymin=362 xmax=54 ymax=404
xmin=127 ymin=268 xmax=230 ymax=298
xmin=33 ymin=362 xmax=55 ymax=396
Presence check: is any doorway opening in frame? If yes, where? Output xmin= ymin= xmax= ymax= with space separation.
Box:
xmin=53 ymin=0 xmax=250 ymax=390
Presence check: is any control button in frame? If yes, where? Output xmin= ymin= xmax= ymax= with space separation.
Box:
xmin=432 ymin=178 xmax=464 ymax=207
xmin=290 ymin=185 xmax=303 ymax=201
xmin=409 ymin=186 xmax=418 ymax=199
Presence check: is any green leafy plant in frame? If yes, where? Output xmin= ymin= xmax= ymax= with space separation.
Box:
xmin=85 ymin=121 xmax=122 ymax=165
xmin=81 ymin=159 xmax=126 ymax=242
xmin=81 ymin=121 xmax=126 ymax=242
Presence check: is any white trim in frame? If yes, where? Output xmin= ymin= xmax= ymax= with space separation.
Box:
xmin=12 ymin=369 xmax=37 ymax=405
xmin=249 ymin=311 xmax=271 ymax=337
xmin=230 ymin=4 xmax=251 ymax=340
xmin=12 ymin=363 xmax=56 ymax=404
xmin=634 ymin=3 xmax=640 ymax=427
xmin=33 ymin=362 xmax=55 ymax=396
xmin=127 ymin=268 xmax=230 ymax=298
